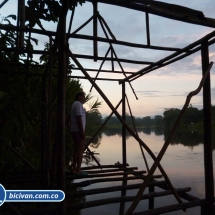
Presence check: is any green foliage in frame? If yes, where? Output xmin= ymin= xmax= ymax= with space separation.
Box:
xmin=163 ymin=108 xmax=180 ymax=130
xmin=25 ymin=0 xmax=86 ymax=28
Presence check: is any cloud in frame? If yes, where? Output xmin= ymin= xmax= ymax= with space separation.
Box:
xmin=136 ymin=90 xmax=163 ymax=97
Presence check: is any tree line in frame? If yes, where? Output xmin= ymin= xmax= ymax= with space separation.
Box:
xmin=103 ymin=105 xmax=215 ymax=133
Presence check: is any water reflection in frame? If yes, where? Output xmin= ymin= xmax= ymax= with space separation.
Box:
xmin=89 ymin=133 xmax=102 ymax=149
xmin=102 ymin=127 xmax=164 ymax=137
xmin=164 ymin=129 xmax=203 ymax=147
xmin=101 ymin=127 xmax=215 ymax=149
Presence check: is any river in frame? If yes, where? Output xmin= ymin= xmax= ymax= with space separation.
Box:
xmin=78 ymin=128 xmax=215 ymax=215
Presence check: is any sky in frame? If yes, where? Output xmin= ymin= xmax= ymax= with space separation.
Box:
xmin=1 ymin=0 xmax=215 ymax=117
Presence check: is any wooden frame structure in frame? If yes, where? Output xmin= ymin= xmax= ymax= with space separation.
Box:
xmin=0 ymin=0 xmax=215 ymax=214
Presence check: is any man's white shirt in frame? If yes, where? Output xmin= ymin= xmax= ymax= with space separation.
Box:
xmin=70 ymin=101 xmax=86 ymax=132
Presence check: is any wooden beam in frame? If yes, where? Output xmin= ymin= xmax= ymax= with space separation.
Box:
xmin=145 ymin=12 xmax=150 ymax=46
xmin=201 ymin=41 xmax=214 ymax=215
xmin=130 ymin=37 xmax=215 ymax=82
xmin=74 ymin=53 xmax=153 ymax=64
xmin=81 ymin=164 xmax=129 ymax=170
xmin=121 ymin=83 xmax=127 ymax=215
xmin=0 ymin=25 xmax=181 ymax=51
xmin=70 ymin=175 xmax=162 ymax=188
xmin=93 ymin=1 xmax=98 ymax=61
xmin=67 ymin=180 xmax=167 ymax=197
xmin=68 ymin=170 xmax=146 ymax=180
xmin=67 ymin=187 xmax=191 ymax=210
xmin=86 ymin=0 xmax=215 ymax=28
xmin=120 ymin=30 xmax=215 ymax=83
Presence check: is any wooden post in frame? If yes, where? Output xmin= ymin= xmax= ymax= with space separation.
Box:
xmin=145 ymin=12 xmax=150 ymax=46
xmin=56 ymin=0 xmax=69 ymax=214
xmin=122 ymin=82 xmax=126 ymax=166
xmin=41 ymin=74 xmax=47 ymax=173
xmin=201 ymin=41 xmax=214 ymax=215
xmin=45 ymin=36 xmax=54 ymax=187
xmin=18 ymin=0 xmax=25 ymax=48
xmin=148 ymin=184 xmax=155 ymax=209
xmin=68 ymin=0 xmax=76 ymax=34
xmin=119 ymin=81 xmax=127 ymax=215
xmin=93 ymin=1 xmax=98 ymax=61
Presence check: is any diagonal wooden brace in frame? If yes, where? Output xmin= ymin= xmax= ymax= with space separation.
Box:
xmin=68 ymin=48 xmax=184 ymax=209
xmin=125 ymin=62 xmax=213 ymax=215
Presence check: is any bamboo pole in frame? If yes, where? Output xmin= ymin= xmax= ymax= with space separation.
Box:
xmin=93 ymin=0 xmax=98 ymax=61
xmin=74 ymin=53 xmax=153 ymax=64
xmin=45 ymin=36 xmax=53 ymax=188
xmin=70 ymin=33 xmax=181 ymax=51
xmin=81 ymin=164 xmax=128 ymax=170
xmin=98 ymin=15 xmax=138 ymax=99
xmin=201 ymin=42 xmax=214 ymax=215
xmin=0 ymin=64 xmax=134 ymax=75
xmin=70 ymin=174 xmax=162 ymax=188
xmin=67 ymin=187 xmax=191 ymax=210
xmin=125 ymin=94 xmax=149 ymax=172
xmin=86 ymin=0 xmax=215 ymax=28
xmin=120 ymin=82 xmax=127 ymax=215
xmin=69 ymin=170 xmax=146 ymax=180
xmin=67 ymin=180 xmax=166 ymax=197
xmin=72 ymin=67 xmax=134 ymax=74
xmin=120 ymin=30 xmax=215 ymax=83
xmin=125 ymin=62 xmax=213 ymax=215
xmin=68 ymin=49 xmax=183 ymax=208
xmin=71 ymin=12 xmax=99 ymax=35
xmin=79 ymin=167 xmax=138 ymax=174
xmin=41 ymin=70 xmax=48 ymax=178
xmin=122 ymin=82 xmax=126 ymax=166
xmin=145 ymin=12 xmax=150 ymax=46
xmin=0 ymin=25 xmax=182 ymax=52
xmin=148 ymin=181 xmax=154 ymax=209
xmin=89 ymin=47 xmax=111 ymax=92
xmin=56 ymin=0 xmax=69 ymax=214
xmin=70 ymin=75 xmax=121 ymax=81
xmin=18 ymin=0 xmax=25 ymax=49
xmin=98 ymin=14 xmax=116 ymax=40
xmin=0 ymin=0 xmax=9 ymax=9
xmin=67 ymin=0 xmax=76 ymax=34
xmin=111 ymin=49 xmax=114 ymax=71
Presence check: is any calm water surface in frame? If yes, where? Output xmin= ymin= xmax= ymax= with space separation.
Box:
xmin=79 ymin=128 xmax=215 ymax=215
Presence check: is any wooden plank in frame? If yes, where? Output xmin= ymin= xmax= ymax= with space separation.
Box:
xmin=70 ymin=175 xmax=162 ymax=188
xmin=68 ymin=170 xmax=146 ymax=180
xmin=81 ymin=164 xmax=129 ymax=170
xmin=67 ymin=187 xmax=191 ymax=210
xmin=67 ymin=180 xmax=167 ymax=197
xmin=67 ymin=167 xmax=138 ymax=174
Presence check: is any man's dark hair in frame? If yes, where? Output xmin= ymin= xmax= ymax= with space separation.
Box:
xmin=75 ymin=91 xmax=85 ymax=100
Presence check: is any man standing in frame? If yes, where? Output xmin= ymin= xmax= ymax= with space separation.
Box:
xmin=70 ymin=91 xmax=88 ymax=176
